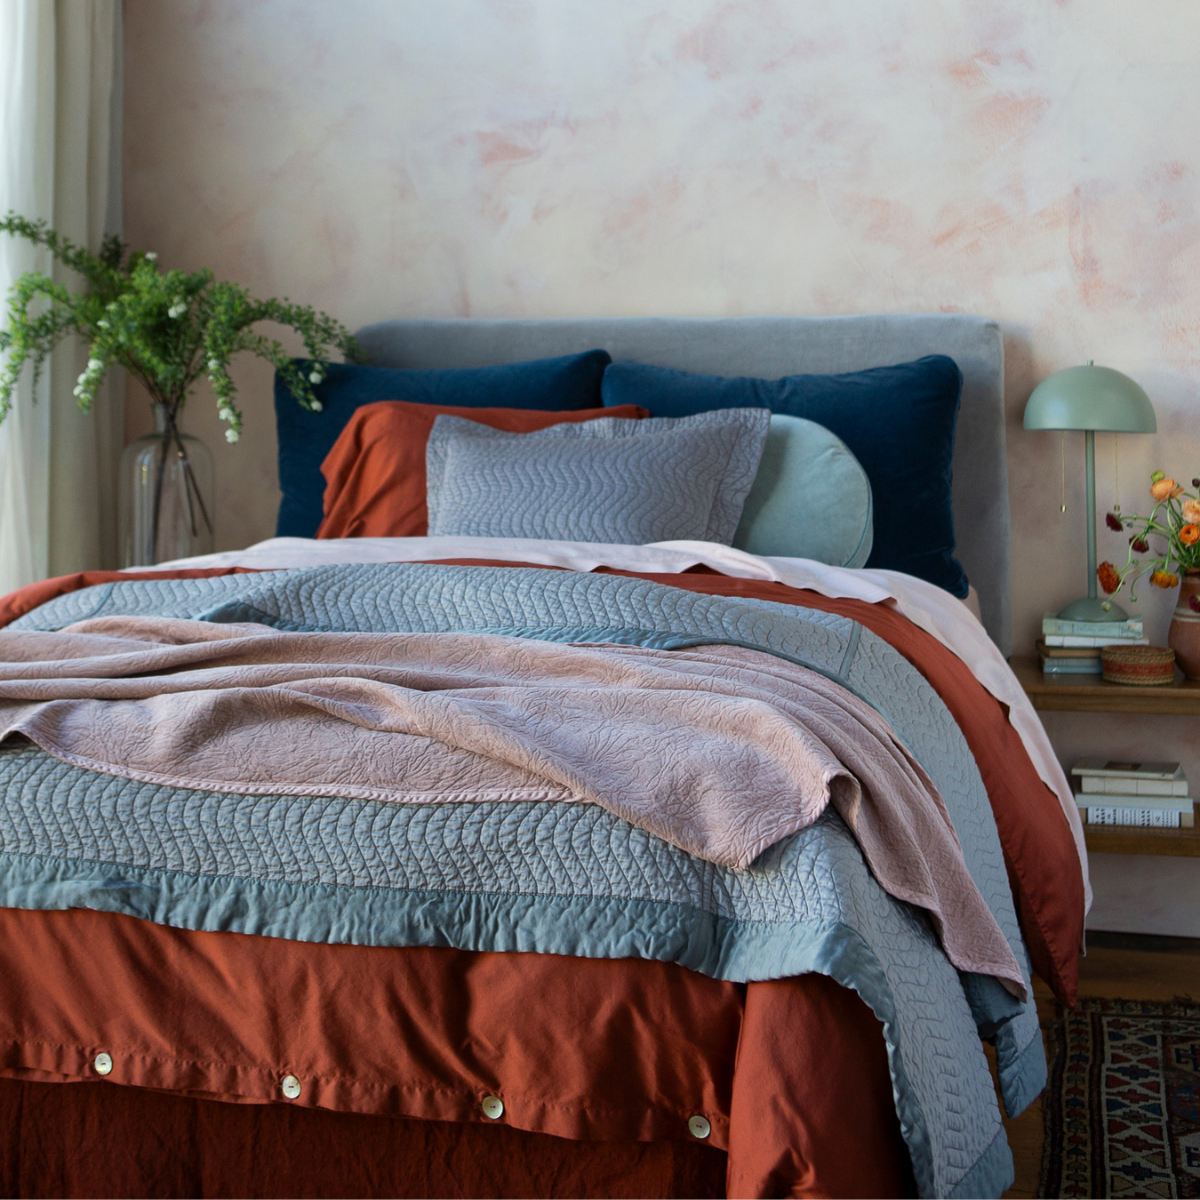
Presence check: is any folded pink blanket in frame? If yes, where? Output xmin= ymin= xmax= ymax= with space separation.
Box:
xmin=0 ymin=616 xmax=1024 ymax=995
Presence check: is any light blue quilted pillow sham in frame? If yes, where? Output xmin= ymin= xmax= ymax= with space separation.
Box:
xmin=732 ymin=414 xmax=874 ymax=568
xmin=425 ymin=408 xmax=770 ymax=545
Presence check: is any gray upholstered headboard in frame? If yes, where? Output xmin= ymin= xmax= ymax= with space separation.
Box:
xmin=354 ymin=314 xmax=1011 ymax=654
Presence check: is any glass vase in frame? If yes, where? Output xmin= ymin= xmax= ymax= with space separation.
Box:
xmin=119 ymin=405 xmax=215 ymax=567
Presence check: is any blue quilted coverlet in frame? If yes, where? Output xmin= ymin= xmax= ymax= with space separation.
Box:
xmin=2 ymin=564 xmax=1045 ymax=1197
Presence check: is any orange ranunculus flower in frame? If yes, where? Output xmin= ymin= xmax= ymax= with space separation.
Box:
xmin=1097 ymin=561 xmax=1121 ymax=594
xmin=1181 ymin=524 xmax=1200 ymax=545
xmin=1151 ymin=477 xmax=1185 ymax=501
xmin=1183 ymin=499 xmax=1200 ymax=523
xmin=1152 ymin=569 xmax=1180 ymax=588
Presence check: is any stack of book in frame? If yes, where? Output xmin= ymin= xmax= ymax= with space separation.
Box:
xmin=1039 ymin=612 xmax=1147 ymax=675
xmin=1072 ymin=758 xmax=1193 ymax=828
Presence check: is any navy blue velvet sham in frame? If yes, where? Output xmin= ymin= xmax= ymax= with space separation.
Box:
xmin=275 ymin=351 xmax=612 ymax=538
xmin=601 ymin=355 xmax=967 ymax=597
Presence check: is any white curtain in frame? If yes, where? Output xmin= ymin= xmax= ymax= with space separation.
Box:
xmin=0 ymin=0 xmax=122 ymax=595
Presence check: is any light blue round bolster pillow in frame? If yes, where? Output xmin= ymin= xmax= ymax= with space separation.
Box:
xmin=732 ymin=413 xmax=874 ymax=569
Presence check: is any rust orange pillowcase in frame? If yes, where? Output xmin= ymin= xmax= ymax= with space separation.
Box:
xmin=317 ymin=400 xmax=648 ymax=540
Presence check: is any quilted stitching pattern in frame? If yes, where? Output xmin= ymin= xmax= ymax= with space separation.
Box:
xmin=425 ymin=409 xmax=769 ymax=544
xmin=4 ymin=563 xmax=1034 ymax=1197
xmin=0 ymin=742 xmax=994 ymax=1197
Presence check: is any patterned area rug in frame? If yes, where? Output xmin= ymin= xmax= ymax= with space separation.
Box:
xmin=1041 ymin=997 xmax=1200 ymax=1198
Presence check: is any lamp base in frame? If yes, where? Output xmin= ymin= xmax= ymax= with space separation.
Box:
xmin=1056 ymin=595 xmax=1129 ymax=622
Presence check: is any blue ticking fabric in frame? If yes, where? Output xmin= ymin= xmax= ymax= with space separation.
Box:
xmin=6 ymin=564 xmax=1040 ymax=1197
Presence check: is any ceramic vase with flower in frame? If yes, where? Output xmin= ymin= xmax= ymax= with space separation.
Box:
xmin=1169 ymin=569 xmax=1200 ymax=680
xmin=1099 ymin=473 xmax=1200 ymax=679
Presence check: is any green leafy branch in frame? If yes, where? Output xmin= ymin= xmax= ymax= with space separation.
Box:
xmin=0 ymin=212 xmax=361 ymax=442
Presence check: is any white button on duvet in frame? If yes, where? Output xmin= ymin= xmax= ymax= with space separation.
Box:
xmin=687 ymin=1114 xmax=711 ymax=1140
xmin=93 ymin=1052 xmax=113 ymax=1076
xmin=481 ymin=1094 xmax=504 ymax=1119
xmin=280 ymin=1074 xmax=302 ymax=1100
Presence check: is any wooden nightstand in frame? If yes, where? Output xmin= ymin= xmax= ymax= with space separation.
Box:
xmin=1010 ymin=655 xmax=1200 ymax=858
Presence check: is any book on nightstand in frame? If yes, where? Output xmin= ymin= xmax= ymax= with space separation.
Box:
xmin=1073 ymin=758 xmax=1188 ymax=794
xmin=1071 ymin=759 xmax=1194 ymax=827
xmin=1043 ymin=633 xmax=1150 ymax=648
xmin=1040 ymin=658 xmax=1103 ymax=675
xmin=1037 ymin=638 xmax=1103 ymax=674
xmin=1078 ymin=805 xmax=1194 ymax=828
xmin=1072 ymin=758 xmax=1185 ymax=787
xmin=1043 ymin=614 xmax=1145 ymax=639
xmin=1038 ymin=616 xmax=1146 ymax=674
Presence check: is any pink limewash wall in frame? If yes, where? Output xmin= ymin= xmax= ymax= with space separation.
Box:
xmin=124 ymin=1 xmax=1200 ymax=930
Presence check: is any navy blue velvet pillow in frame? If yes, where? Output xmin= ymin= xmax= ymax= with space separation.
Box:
xmin=602 ymin=355 xmax=967 ymax=596
xmin=275 ymin=350 xmax=612 ymax=537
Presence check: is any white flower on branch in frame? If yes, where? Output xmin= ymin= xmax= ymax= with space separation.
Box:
xmin=0 ymin=215 xmax=357 ymax=448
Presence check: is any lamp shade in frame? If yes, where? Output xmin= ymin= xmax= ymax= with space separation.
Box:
xmin=1024 ymin=364 xmax=1156 ymax=432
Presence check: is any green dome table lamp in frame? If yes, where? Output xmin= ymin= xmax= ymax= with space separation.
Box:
xmin=1024 ymin=362 xmax=1157 ymax=621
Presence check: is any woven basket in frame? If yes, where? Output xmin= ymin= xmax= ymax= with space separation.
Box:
xmin=1101 ymin=644 xmax=1176 ymax=686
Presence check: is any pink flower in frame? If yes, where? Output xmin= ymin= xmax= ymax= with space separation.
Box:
xmin=1183 ymin=499 xmax=1200 ymax=524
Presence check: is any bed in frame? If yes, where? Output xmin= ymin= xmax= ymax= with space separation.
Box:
xmin=0 ymin=314 xmax=1086 ymax=1199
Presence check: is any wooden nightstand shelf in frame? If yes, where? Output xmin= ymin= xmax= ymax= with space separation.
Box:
xmin=1010 ymin=655 xmax=1200 ymax=857
xmin=1009 ymin=656 xmax=1200 ymax=716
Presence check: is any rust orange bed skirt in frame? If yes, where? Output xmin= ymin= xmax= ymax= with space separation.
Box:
xmin=0 ymin=1077 xmax=730 ymax=1199
xmin=0 ymin=907 xmax=913 ymax=1198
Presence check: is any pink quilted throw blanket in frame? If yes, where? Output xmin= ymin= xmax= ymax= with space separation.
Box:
xmin=0 ymin=616 xmax=1023 ymax=995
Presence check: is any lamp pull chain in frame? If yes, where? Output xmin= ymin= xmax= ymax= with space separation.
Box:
xmin=1061 ymin=431 xmax=1067 ymax=513
xmin=1113 ymin=433 xmax=1120 ymax=515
